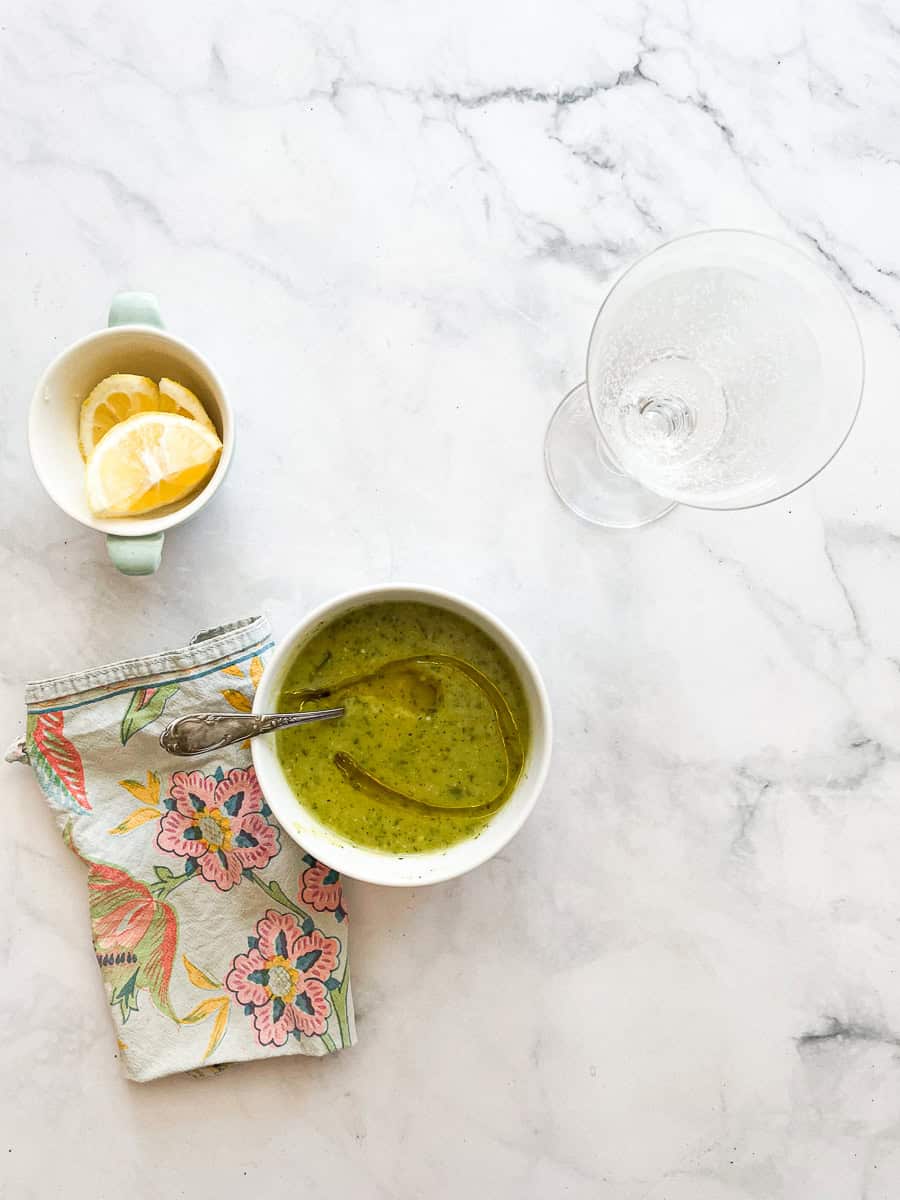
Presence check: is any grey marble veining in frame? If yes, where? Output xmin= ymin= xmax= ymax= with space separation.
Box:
xmin=3 ymin=1 xmax=900 ymax=1197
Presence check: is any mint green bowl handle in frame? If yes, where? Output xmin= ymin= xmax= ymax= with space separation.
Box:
xmin=105 ymin=292 xmax=165 ymax=575
xmin=108 ymin=292 xmax=163 ymax=328
xmin=107 ymin=532 xmax=165 ymax=575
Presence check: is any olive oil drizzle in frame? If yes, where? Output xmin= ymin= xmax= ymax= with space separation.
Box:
xmin=283 ymin=654 xmax=525 ymax=817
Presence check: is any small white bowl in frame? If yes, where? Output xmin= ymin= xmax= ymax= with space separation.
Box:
xmin=252 ymin=584 xmax=553 ymax=886
xmin=29 ymin=294 xmax=234 ymax=575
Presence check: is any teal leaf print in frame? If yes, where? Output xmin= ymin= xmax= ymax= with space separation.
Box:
xmin=120 ymin=683 xmax=180 ymax=744
xmin=295 ymin=949 xmax=322 ymax=972
xmin=111 ymin=971 xmax=141 ymax=1022
xmin=27 ymin=711 xmax=91 ymax=812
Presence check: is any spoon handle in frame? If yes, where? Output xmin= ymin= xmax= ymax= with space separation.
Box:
xmin=159 ymin=708 xmax=345 ymax=757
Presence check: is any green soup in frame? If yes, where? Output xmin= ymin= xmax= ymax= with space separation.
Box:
xmin=275 ymin=601 xmax=531 ymax=854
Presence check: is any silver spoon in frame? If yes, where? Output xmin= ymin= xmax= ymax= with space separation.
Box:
xmin=159 ymin=707 xmax=345 ymax=757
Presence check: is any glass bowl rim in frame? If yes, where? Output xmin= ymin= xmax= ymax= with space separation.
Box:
xmin=583 ymin=227 xmax=866 ymax=512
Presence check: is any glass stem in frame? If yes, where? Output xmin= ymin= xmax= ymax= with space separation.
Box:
xmin=639 ymin=396 xmax=695 ymax=439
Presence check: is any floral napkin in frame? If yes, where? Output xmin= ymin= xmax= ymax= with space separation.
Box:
xmin=12 ymin=616 xmax=355 ymax=1082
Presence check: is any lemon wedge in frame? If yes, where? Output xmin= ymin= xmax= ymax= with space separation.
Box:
xmin=158 ymin=377 xmax=217 ymax=434
xmin=85 ymin=411 xmax=222 ymax=517
xmin=79 ymin=374 xmax=161 ymax=459
xmin=79 ymin=373 xmax=217 ymax=458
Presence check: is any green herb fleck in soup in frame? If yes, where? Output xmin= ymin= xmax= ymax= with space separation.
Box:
xmin=275 ymin=601 xmax=530 ymax=854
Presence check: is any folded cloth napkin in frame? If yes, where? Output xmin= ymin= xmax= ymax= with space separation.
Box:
xmin=11 ymin=615 xmax=355 ymax=1082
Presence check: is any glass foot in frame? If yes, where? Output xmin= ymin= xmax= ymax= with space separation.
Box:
xmin=544 ymin=383 xmax=676 ymax=529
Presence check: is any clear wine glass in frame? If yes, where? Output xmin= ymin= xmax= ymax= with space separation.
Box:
xmin=544 ymin=230 xmax=864 ymax=528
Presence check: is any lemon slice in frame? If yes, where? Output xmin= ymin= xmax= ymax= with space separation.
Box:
xmin=79 ymin=374 xmax=217 ymax=458
xmin=79 ymin=374 xmax=160 ymax=459
xmin=158 ymin=378 xmax=217 ymax=434
xmin=85 ymin=412 xmax=222 ymax=517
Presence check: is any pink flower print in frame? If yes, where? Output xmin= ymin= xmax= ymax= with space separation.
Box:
xmin=157 ymin=766 xmax=280 ymax=891
xmin=300 ymin=854 xmax=346 ymax=921
xmin=225 ymin=909 xmax=341 ymax=1046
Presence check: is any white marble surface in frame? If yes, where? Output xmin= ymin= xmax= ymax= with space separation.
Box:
xmin=3 ymin=1 xmax=900 ymax=1196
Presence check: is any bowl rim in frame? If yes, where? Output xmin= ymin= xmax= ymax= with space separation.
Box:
xmin=251 ymin=583 xmax=553 ymax=886
xmin=28 ymin=323 xmax=235 ymax=536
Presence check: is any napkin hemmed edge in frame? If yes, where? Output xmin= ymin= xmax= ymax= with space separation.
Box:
xmin=126 ymin=1028 xmax=358 ymax=1084
xmin=25 ymin=615 xmax=271 ymax=706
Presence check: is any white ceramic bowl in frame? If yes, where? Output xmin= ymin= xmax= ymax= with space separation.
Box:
xmin=252 ymin=584 xmax=553 ymax=886
xmin=29 ymin=317 xmax=233 ymax=574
